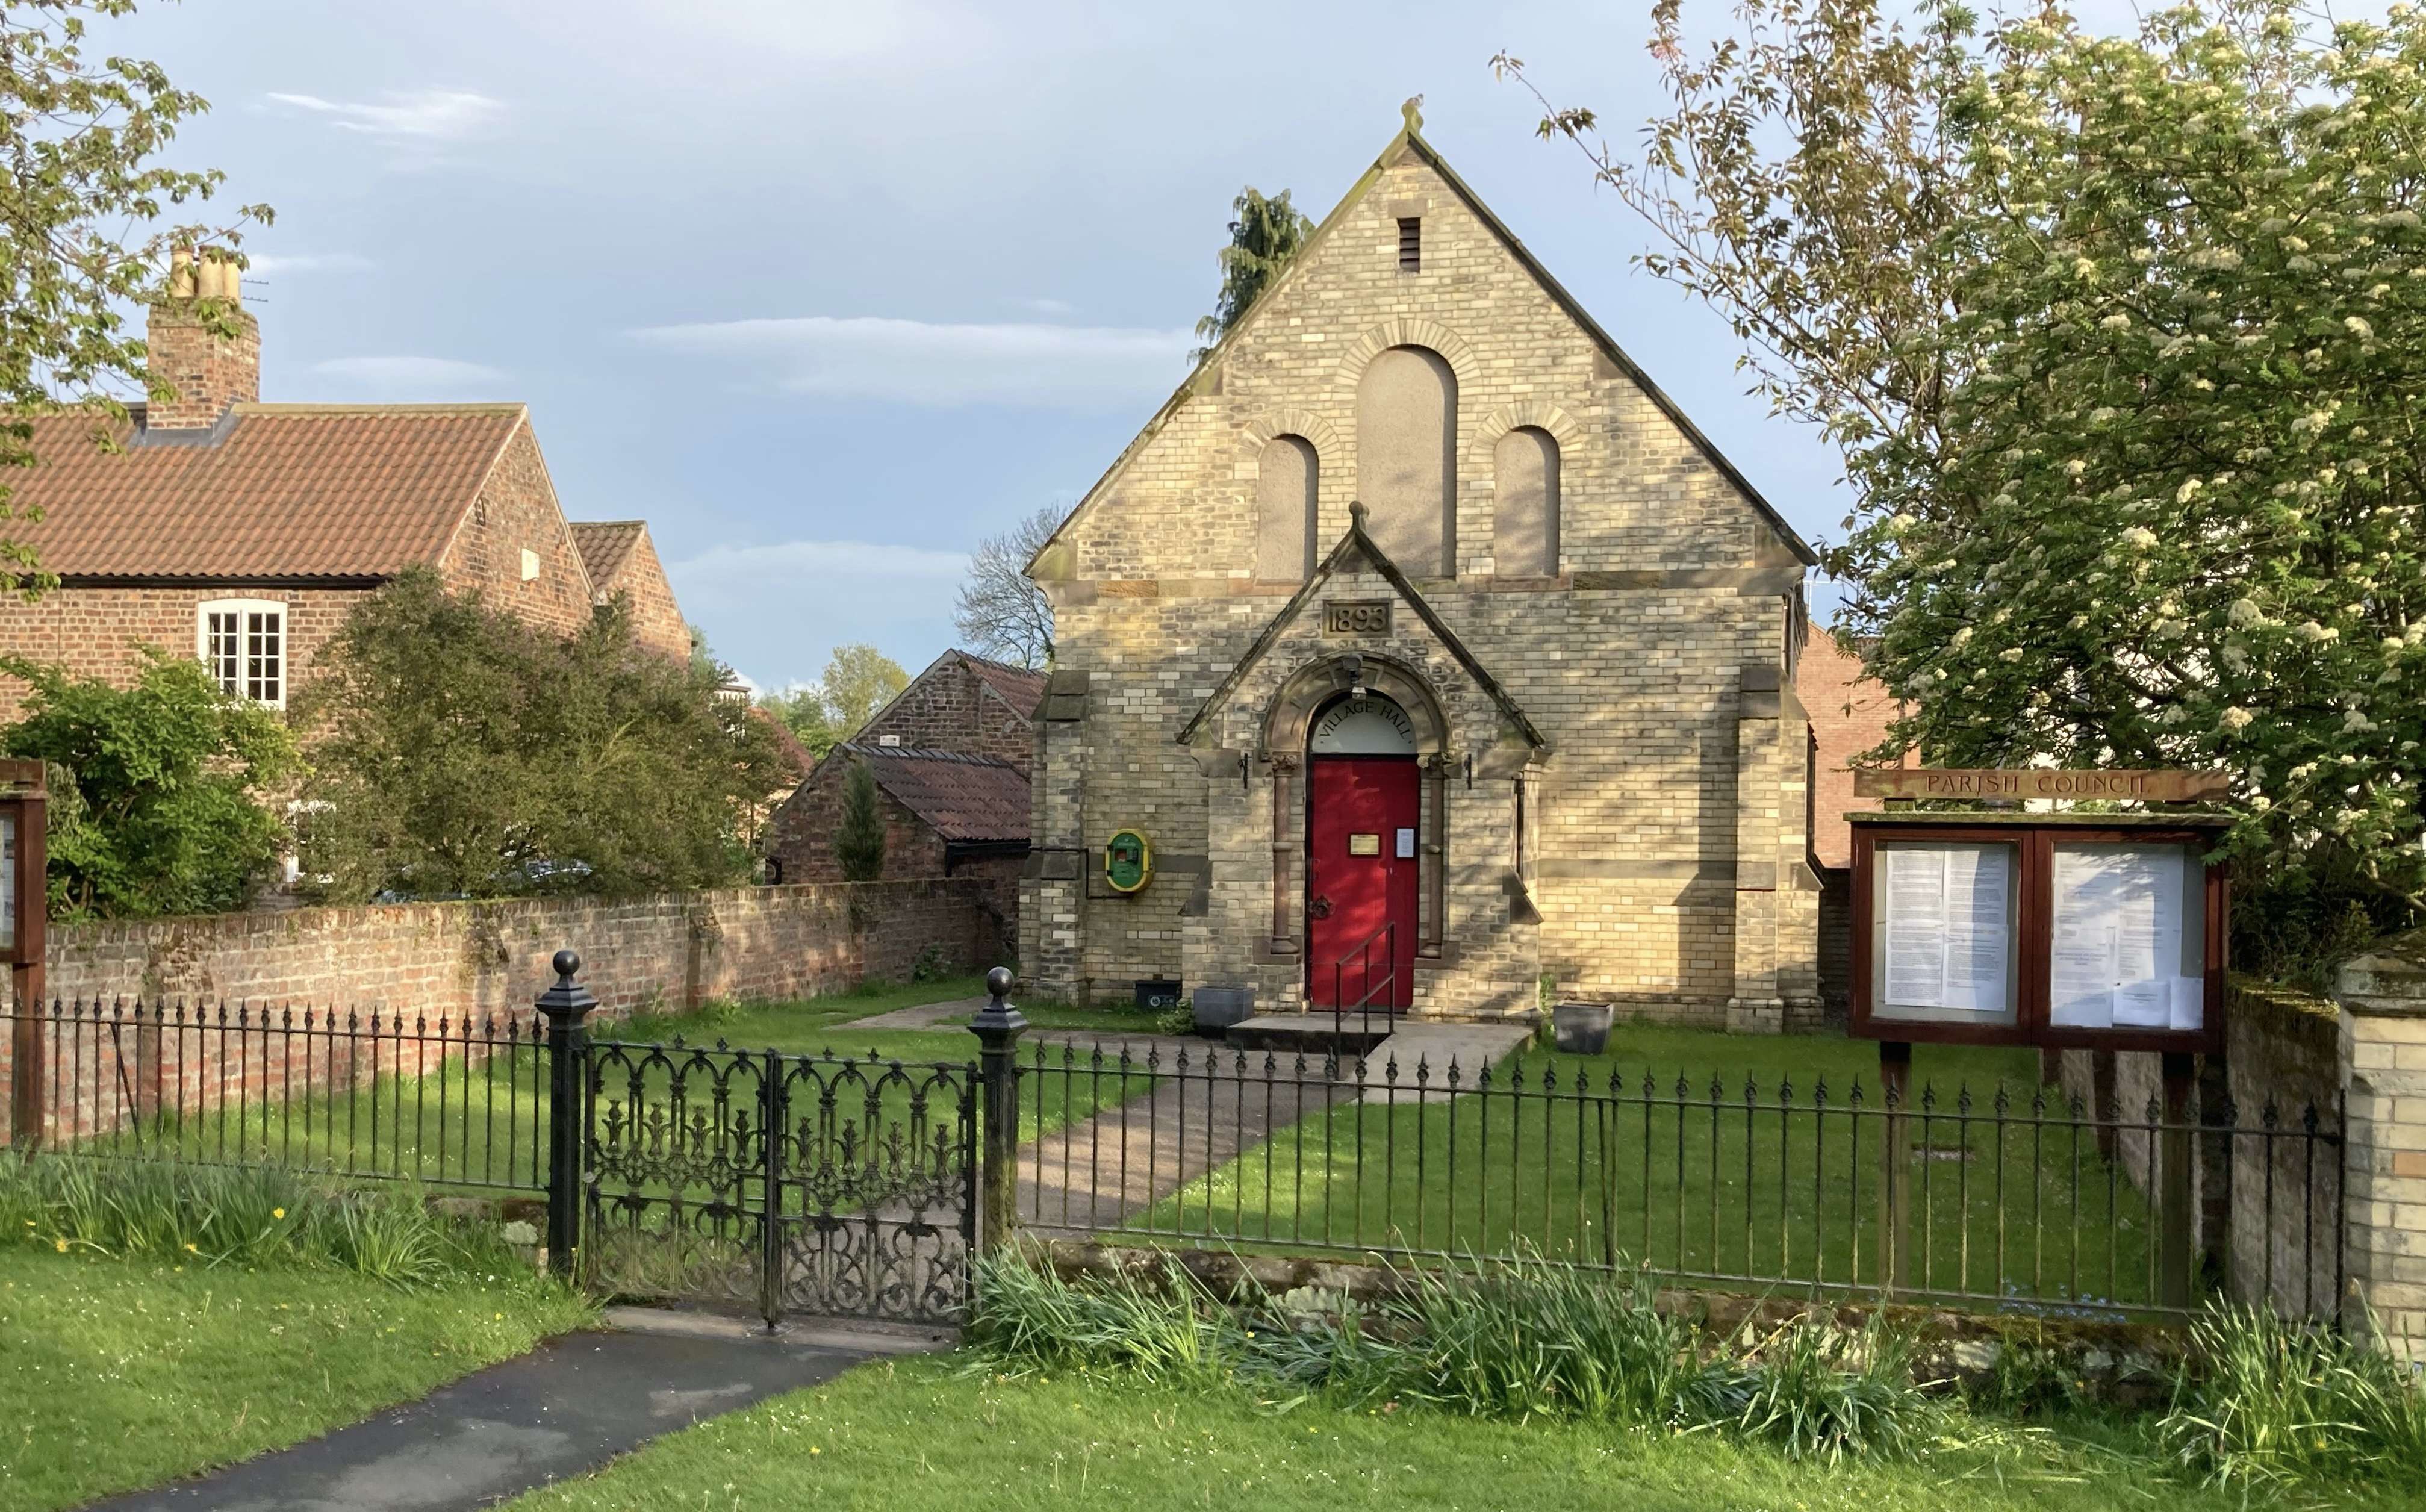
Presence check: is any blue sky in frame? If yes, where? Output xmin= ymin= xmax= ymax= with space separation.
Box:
xmin=110 ymin=0 xmax=1853 ymax=692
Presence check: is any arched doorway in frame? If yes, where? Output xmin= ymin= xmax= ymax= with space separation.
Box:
xmin=1306 ymin=692 xmax=1419 ymax=1011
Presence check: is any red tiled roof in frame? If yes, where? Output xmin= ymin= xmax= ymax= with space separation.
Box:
xmin=1 ymin=403 xmax=526 ymax=580
xmin=845 ymin=744 xmax=1030 ymax=843
xmin=957 ymin=651 xmax=1047 ymax=720
xmin=568 ymin=520 xmax=645 ymax=590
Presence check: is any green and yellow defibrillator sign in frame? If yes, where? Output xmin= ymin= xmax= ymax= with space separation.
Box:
xmin=1104 ymin=828 xmax=1152 ymax=893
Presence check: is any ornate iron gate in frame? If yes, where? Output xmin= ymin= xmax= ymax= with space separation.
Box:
xmin=579 ymin=1038 xmax=977 ymax=1327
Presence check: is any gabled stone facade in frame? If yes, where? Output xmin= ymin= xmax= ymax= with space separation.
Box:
xmin=1019 ymin=112 xmax=1823 ymax=1030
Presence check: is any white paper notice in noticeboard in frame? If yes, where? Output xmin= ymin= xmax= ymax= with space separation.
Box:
xmin=2050 ymin=846 xmax=2199 ymax=1030
xmin=1881 ymin=845 xmax=2011 ymax=1016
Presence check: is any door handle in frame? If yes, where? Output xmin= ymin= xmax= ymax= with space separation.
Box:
xmin=1309 ymin=895 xmax=1333 ymax=919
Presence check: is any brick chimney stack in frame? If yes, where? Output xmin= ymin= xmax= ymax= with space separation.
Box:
xmin=145 ymin=246 xmax=258 ymax=430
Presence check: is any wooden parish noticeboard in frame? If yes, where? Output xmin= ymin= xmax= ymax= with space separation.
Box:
xmin=1848 ymin=809 xmax=2229 ymax=1054
xmin=1853 ymin=768 xmax=2230 ymax=803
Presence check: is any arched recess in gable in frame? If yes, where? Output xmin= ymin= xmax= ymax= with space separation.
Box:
xmin=1242 ymin=411 xmax=1342 ymax=583
xmin=1242 ymin=409 xmax=1343 ymax=455
xmin=1472 ymin=400 xmax=1585 ymax=455
xmin=1338 ymin=317 xmax=1477 ymax=390
xmin=1356 ymin=348 xmax=1457 ymax=577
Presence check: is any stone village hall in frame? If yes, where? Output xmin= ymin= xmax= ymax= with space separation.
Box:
xmin=1019 ymin=109 xmax=1826 ymax=1032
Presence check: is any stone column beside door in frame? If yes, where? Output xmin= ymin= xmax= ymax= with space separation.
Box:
xmin=2337 ymin=927 xmax=2426 ymax=1360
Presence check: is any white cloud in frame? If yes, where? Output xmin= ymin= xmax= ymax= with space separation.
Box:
xmin=267 ymin=89 xmax=506 ymax=142
xmin=627 ymin=315 xmax=1192 ymax=408
xmin=243 ymin=252 xmax=374 ymax=276
xmin=1009 ymin=297 xmax=1075 ymax=317
xmin=309 ymin=356 xmax=509 ymax=398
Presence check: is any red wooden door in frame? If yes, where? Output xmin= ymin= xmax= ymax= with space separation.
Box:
xmin=1307 ymin=757 xmax=1419 ymax=1009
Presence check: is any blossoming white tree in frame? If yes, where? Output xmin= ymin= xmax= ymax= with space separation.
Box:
xmin=1505 ymin=0 xmax=2426 ymax=977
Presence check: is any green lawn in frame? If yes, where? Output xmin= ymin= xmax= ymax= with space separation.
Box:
xmin=0 ymin=1248 xmax=591 ymax=1512
xmin=1130 ymin=1025 xmax=2163 ymax=1316
xmin=497 ymin=1352 xmax=2410 ymax=1512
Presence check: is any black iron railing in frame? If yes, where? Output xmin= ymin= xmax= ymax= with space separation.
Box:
xmin=0 ymin=997 xmax=549 ymax=1191
xmin=1009 ymin=1039 xmax=2343 ymax=1322
xmin=0 ymin=968 xmax=2350 ymax=1329
xmin=1329 ymin=921 xmax=1398 ymax=1044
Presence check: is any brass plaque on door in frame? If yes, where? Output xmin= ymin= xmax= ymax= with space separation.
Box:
xmin=1347 ymin=833 xmax=1381 ymax=856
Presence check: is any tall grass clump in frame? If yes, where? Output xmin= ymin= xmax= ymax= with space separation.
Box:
xmin=1324 ymin=1256 xmax=1706 ymax=1424
xmin=0 ymin=1154 xmax=524 ymax=1287
xmin=2159 ymin=1301 xmax=2426 ymax=1490
xmin=1704 ymin=1316 xmax=1941 ymax=1466
xmin=968 ymin=1248 xmax=1243 ymax=1387
xmin=970 ymin=1248 xmax=1941 ymax=1462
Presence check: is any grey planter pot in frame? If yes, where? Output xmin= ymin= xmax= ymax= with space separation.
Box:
xmin=1193 ymin=986 xmax=1256 ymax=1033
xmin=1550 ymin=1001 xmax=1614 ymax=1056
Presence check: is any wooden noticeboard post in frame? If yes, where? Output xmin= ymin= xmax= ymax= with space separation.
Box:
xmin=1846 ymin=790 xmax=2230 ymax=1307
xmin=0 ymin=759 xmax=45 ymax=1150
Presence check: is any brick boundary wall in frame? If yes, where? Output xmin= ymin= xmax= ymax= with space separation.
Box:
xmin=1 ymin=880 xmax=1002 ymax=1148
xmin=36 ymin=879 xmax=997 ymax=1016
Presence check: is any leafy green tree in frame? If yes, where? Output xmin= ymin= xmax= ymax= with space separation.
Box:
xmin=833 ymin=756 xmax=886 ymax=882
xmin=1506 ymin=0 xmax=2426 ymax=977
xmin=0 ymin=0 xmax=269 ymax=595
xmin=0 ymin=650 xmax=293 ymax=918
xmin=1192 ymin=187 xmax=1313 ymax=357
xmin=296 ymin=568 xmax=795 ymax=902
xmin=758 ymin=685 xmax=838 ymax=759
xmin=818 ymin=644 xmax=907 ymax=737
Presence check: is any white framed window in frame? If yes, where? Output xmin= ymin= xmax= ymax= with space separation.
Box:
xmin=197 ymin=598 xmax=286 ymax=708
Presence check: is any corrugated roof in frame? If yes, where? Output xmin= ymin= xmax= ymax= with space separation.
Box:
xmin=957 ymin=651 xmax=1047 ymax=720
xmin=1 ymin=403 xmax=526 ymax=580
xmin=568 ymin=520 xmax=645 ymax=590
xmin=844 ymin=744 xmax=1031 ymax=843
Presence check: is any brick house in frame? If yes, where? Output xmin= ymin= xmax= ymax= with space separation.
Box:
xmin=1794 ymin=621 xmax=1907 ymax=1022
xmin=766 ymin=650 xmax=1045 ymax=941
xmin=1021 ymin=109 xmax=1828 ymax=1028
xmin=0 ymin=265 xmax=688 ymax=721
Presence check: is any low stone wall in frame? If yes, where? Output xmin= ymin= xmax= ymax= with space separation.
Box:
xmin=37 ymin=879 xmax=999 ymax=1018
xmin=1036 ymin=1239 xmax=2187 ymax=1405
xmin=2054 ymin=975 xmax=2342 ymax=1314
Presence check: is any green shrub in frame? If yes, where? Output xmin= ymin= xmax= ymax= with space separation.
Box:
xmin=2159 ymin=1301 xmax=2426 ymax=1490
xmin=0 ymin=1154 xmax=526 ymax=1287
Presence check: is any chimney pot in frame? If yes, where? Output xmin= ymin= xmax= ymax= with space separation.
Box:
xmin=145 ymin=244 xmax=258 ymax=430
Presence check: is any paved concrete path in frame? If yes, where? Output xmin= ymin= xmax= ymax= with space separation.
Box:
xmin=845 ymin=994 xmax=988 ymax=1029
xmin=1353 ymin=1022 xmax=1537 ymax=1103
xmin=95 ymin=1310 xmax=946 ymax=1512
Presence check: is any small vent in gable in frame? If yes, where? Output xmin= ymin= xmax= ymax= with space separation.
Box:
xmin=1397 ymin=217 xmax=1420 ymax=273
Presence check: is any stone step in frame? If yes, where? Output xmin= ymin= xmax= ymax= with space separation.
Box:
xmin=1220 ymin=1013 xmax=1399 ymax=1057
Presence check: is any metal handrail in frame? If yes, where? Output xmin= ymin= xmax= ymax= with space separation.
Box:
xmin=1331 ymin=920 xmax=1398 ymax=1042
